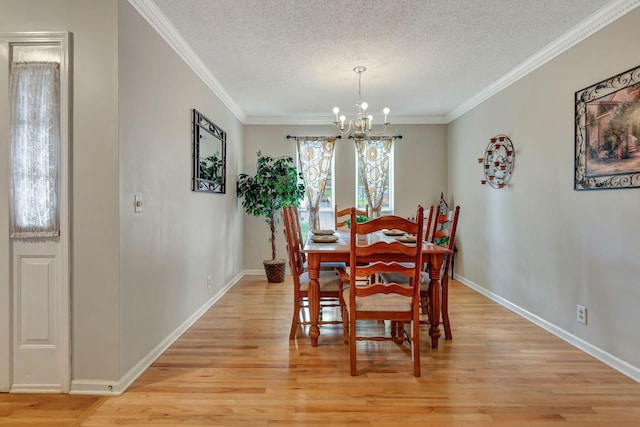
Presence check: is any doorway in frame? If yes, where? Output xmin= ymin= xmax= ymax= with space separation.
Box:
xmin=0 ymin=32 xmax=71 ymax=393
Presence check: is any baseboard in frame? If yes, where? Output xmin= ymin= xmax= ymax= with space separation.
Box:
xmin=243 ymin=268 xmax=267 ymax=276
xmin=68 ymin=380 xmax=120 ymax=396
xmin=456 ymin=274 xmax=640 ymax=383
xmin=10 ymin=384 xmax=63 ymax=393
xmin=69 ymin=271 xmax=244 ymax=396
xmin=244 ymin=269 xmax=294 ymax=277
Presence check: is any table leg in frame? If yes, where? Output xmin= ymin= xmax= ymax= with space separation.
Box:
xmin=427 ymin=254 xmax=444 ymax=348
xmin=307 ymin=254 xmax=321 ymax=347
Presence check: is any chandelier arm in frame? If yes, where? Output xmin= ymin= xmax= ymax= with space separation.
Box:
xmin=367 ymin=123 xmax=388 ymax=136
xmin=336 ymin=119 xmax=354 ymax=136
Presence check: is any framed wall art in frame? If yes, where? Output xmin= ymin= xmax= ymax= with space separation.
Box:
xmin=192 ymin=109 xmax=226 ymax=193
xmin=575 ymin=64 xmax=640 ymax=190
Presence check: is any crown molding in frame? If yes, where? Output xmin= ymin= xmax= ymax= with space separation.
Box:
xmin=445 ymin=0 xmax=640 ymax=123
xmin=128 ymin=0 xmax=639 ymax=127
xmin=127 ymin=0 xmax=247 ymax=123
xmin=244 ymin=114 xmax=448 ymax=126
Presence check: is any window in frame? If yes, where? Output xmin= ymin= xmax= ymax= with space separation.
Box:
xmin=9 ymin=45 xmax=61 ymax=238
xmin=355 ymin=143 xmax=394 ymax=215
xmin=296 ymin=151 xmax=335 ymax=235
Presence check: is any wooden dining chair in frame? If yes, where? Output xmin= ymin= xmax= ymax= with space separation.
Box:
xmin=335 ymin=204 xmax=369 ymax=230
xmin=340 ymin=206 xmax=425 ymax=376
xmin=282 ymin=206 xmax=344 ymax=339
xmin=430 ymin=205 xmax=460 ymax=339
xmin=380 ymin=205 xmax=460 ymax=339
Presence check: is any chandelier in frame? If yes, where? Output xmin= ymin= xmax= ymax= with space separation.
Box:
xmin=332 ymin=66 xmax=389 ymax=139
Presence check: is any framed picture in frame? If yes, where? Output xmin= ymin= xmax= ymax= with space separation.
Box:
xmin=575 ymin=65 xmax=640 ymax=190
xmin=192 ymin=109 xmax=226 ymax=194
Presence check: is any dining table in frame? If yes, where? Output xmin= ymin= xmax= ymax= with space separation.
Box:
xmin=303 ymin=230 xmax=452 ymax=348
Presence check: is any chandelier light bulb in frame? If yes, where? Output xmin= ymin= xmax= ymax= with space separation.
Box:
xmin=361 ymin=102 xmax=368 ymax=113
xmin=383 ymin=107 xmax=390 ymax=123
xmin=368 ymin=115 xmax=373 ymax=130
xmin=332 ymin=107 xmax=340 ymax=122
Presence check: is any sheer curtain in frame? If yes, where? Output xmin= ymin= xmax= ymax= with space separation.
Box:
xmin=9 ymin=61 xmax=61 ymax=238
xmin=296 ymin=137 xmax=336 ymax=229
xmin=355 ymin=137 xmax=393 ymax=218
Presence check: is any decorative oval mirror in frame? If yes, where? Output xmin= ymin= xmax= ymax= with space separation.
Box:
xmin=192 ymin=109 xmax=226 ymax=193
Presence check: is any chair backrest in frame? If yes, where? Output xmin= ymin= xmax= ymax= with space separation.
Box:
xmin=335 ymin=205 xmax=369 ymax=230
xmin=431 ymin=205 xmax=460 ymax=280
xmin=349 ymin=206 xmax=424 ymax=304
xmin=282 ymin=206 xmax=305 ymax=279
xmin=423 ymin=205 xmax=435 ymax=242
xmin=431 ymin=205 xmax=459 ymax=249
xmin=291 ymin=205 xmax=306 ymax=263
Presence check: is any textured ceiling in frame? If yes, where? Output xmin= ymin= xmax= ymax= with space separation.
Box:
xmin=150 ymin=0 xmax=621 ymax=124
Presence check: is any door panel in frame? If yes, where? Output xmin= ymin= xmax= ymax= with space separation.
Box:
xmin=13 ymin=243 xmax=61 ymax=391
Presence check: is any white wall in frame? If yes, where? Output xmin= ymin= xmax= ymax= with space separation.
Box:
xmin=242 ymin=124 xmax=447 ymax=270
xmin=117 ymin=0 xmax=243 ymax=379
xmin=448 ymin=7 xmax=640 ymax=376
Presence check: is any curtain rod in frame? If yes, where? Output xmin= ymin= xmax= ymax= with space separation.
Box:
xmin=286 ymin=135 xmax=402 ymax=140
xmin=348 ymin=135 xmax=403 ymax=140
xmin=286 ymin=135 xmax=342 ymax=140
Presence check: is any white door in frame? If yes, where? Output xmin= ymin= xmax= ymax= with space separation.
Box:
xmin=0 ymin=32 xmax=71 ymax=393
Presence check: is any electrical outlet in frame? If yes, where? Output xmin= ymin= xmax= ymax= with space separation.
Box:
xmin=207 ymin=275 xmax=212 ymax=289
xmin=577 ymin=305 xmax=587 ymax=325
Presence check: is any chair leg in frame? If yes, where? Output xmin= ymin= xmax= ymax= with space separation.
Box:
xmin=442 ymin=279 xmax=452 ymax=340
xmin=412 ymin=318 xmax=421 ymax=377
xmin=349 ymin=315 xmax=357 ymax=376
xmin=289 ymin=297 xmax=301 ymax=339
xmin=392 ymin=321 xmax=404 ymax=344
xmin=342 ymin=306 xmax=349 ymax=344
xmin=420 ymin=295 xmax=428 ymax=315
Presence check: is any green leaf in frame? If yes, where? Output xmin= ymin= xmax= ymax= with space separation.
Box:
xmin=237 ymin=151 xmax=306 ymax=259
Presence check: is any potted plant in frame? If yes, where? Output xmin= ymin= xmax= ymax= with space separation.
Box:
xmin=237 ymin=151 xmax=305 ymax=283
xmin=346 ymin=215 xmax=369 ymax=241
xmin=345 ymin=215 xmax=369 ymax=229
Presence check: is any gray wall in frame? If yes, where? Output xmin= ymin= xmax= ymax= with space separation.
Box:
xmin=241 ymin=124 xmax=447 ymax=270
xmin=448 ymin=8 xmax=640 ymax=373
xmin=0 ymin=0 xmax=245 ymax=388
xmin=0 ymin=0 xmax=122 ymax=381
xmin=117 ymin=0 xmax=243 ymax=379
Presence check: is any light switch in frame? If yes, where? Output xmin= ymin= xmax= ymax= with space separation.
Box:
xmin=134 ymin=194 xmax=143 ymax=213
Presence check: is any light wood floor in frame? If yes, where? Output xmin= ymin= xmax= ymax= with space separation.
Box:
xmin=2 ymin=276 xmax=640 ymax=426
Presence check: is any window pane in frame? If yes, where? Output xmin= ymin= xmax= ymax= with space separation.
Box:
xmin=9 ymin=47 xmax=61 ymax=238
xmin=297 ymin=151 xmax=335 ymax=234
xmin=355 ymin=144 xmax=393 ymax=214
